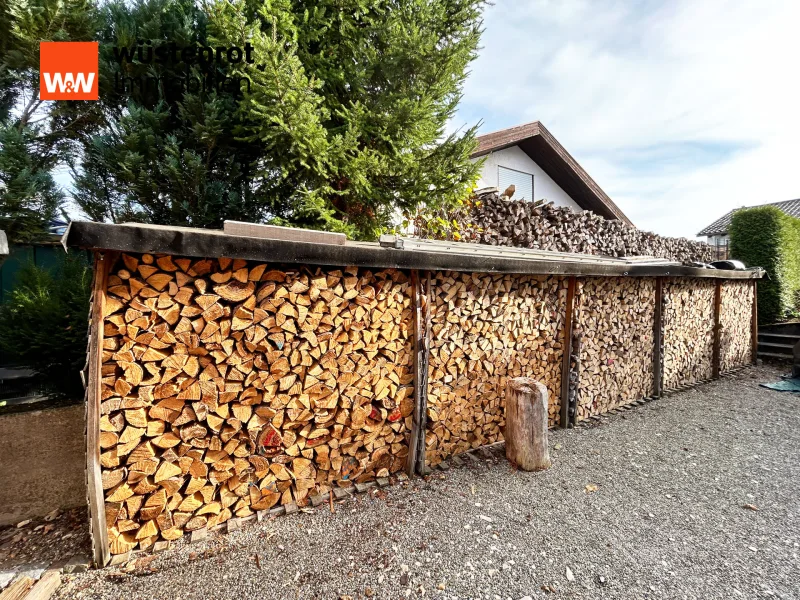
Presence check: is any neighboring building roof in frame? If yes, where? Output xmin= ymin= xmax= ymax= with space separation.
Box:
xmin=471 ymin=121 xmax=634 ymax=226
xmin=697 ymin=198 xmax=800 ymax=237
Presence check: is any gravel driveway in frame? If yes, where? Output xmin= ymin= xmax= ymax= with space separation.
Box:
xmin=56 ymin=365 xmax=800 ymax=600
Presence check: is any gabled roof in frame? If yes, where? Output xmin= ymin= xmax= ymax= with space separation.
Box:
xmin=471 ymin=121 xmax=634 ymax=226
xmin=697 ymin=198 xmax=800 ymax=237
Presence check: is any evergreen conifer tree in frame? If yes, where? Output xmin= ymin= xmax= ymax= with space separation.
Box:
xmin=74 ymin=0 xmax=485 ymax=239
xmin=3 ymin=0 xmax=485 ymax=240
xmin=0 ymin=0 xmax=98 ymax=242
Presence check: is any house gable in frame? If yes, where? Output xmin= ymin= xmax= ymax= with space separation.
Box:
xmin=472 ymin=145 xmax=583 ymax=212
xmin=470 ymin=121 xmax=633 ymax=225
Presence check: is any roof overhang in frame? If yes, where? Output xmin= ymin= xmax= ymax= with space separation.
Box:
xmin=471 ymin=121 xmax=634 ymax=226
xmin=62 ymin=221 xmax=761 ymax=280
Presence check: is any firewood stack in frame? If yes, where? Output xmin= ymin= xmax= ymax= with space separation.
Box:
xmin=415 ymin=189 xmax=713 ymax=265
xmin=573 ymin=278 xmax=656 ymax=421
xmin=99 ymin=254 xmax=414 ymax=554
xmin=720 ymin=281 xmax=754 ymax=371
xmin=424 ymin=272 xmax=567 ymax=467
xmin=662 ymin=279 xmax=715 ymax=388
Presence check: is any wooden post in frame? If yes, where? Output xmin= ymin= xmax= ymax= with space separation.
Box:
xmin=86 ymin=251 xmax=113 ymax=567
xmin=652 ymin=277 xmax=663 ymax=398
xmin=407 ymin=271 xmax=431 ymax=476
xmin=419 ymin=271 xmax=432 ymax=474
xmin=751 ymin=280 xmax=759 ymax=364
xmin=407 ymin=270 xmax=423 ymax=476
xmin=712 ymin=280 xmax=722 ymax=379
xmin=559 ymin=276 xmax=576 ymax=428
xmin=504 ymin=378 xmax=551 ymax=471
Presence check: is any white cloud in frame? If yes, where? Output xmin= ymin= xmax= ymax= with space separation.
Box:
xmin=456 ymin=0 xmax=800 ymax=237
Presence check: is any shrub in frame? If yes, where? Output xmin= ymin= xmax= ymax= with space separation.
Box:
xmin=729 ymin=206 xmax=800 ymax=324
xmin=0 ymin=253 xmax=91 ymax=398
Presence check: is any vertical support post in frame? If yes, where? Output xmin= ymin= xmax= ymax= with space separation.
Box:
xmin=86 ymin=251 xmax=112 ymax=567
xmin=406 ymin=270 xmax=431 ymax=476
xmin=751 ymin=280 xmax=759 ymax=364
xmin=559 ymin=276 xmax=576 ymax=428
xmin=712 ymin=280 xmax=722 ymax=379
xmin=419 ymin=272 xmax=432 ymax=474
xmin=652 ymin=277 xmax=663 ymax=398
xmin=406 ymin=270 xmax=422 ymax=476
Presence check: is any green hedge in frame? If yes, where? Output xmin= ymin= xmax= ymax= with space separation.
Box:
xmin=0 ymin=253 xmax=91 ymax=398
xmin=729 ymin=206 xmax=800 ymax=324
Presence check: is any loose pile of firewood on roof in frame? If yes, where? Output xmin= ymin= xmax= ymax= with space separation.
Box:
xmin=414 ymin=188 xmax=712 ymax=265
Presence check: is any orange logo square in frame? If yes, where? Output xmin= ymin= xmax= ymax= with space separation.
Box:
xmin=39 ymin=42 xmax=99 ymax=100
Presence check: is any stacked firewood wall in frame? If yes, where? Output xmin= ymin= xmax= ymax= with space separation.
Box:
xmin=573 ymin=277 xmax=656 ymax=421
xmin=720 ymin=281 xmax=755 ymax=371
xmin=662 ymin=279 xmax=715 ymax=388
xmin=88 ymin=246 xmax=759 ymax=558
xmin=99 ymin=254 xmax=414 ymax=554
xmin=424 ymin=272 xmax=567 ymax=467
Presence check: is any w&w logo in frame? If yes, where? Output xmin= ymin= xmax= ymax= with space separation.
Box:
xmin=39 ymin=42 xmax=99 ymax=100
xmin=42 ymin=72 xmax=96 ymax=95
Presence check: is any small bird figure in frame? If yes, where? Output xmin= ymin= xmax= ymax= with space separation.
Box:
xmin=501 ymin=184 xmax=516 ymax=199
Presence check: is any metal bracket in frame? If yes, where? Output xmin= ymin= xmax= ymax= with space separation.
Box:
xmin=379 ymin=235 xmax=404 ymax=249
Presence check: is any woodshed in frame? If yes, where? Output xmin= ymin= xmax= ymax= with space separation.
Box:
xmin=63 ymin=222 xmax=761 ymax=565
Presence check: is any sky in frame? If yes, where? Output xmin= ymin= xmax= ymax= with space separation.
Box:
xmin=453 ymin=0 xmax=800 ymax=239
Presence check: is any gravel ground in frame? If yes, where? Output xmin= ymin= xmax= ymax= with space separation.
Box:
xmin=55 ymin=365 xmax=800 ymax=600
xmin=0 ymin=508 xmax=89 ymax=572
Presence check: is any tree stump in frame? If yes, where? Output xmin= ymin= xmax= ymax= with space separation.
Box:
xmin=504 ymin=377 xmax=551 ymax=471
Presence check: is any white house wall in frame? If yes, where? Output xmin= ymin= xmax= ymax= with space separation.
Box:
xmin=473 ymin=146 xmax=583 ymax=212
xmin=706 ymin=234 xmax=730 ymax=245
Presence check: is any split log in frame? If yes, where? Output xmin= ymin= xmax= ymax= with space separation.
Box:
xmin=98 ymin=254 xmax=415 ymax=553
xmin=504 ymin=378 xmax=550 ymax=471
xmin=20 ymin=570 xmax=60 ymax=600
xmin=424 ymin=271 xmax=567 ymax=467
xmin=719 ymin=281 xmax=755 ymax=371
xmin=0 ymin=577 xmax=33 ymax=600
xmin=662 ymin=278 xmax=715 ymax=388
xmin=573 ymin=277 xmax=655 ymax=421
xmin=416 ymin=189 xmax=712 ymax=265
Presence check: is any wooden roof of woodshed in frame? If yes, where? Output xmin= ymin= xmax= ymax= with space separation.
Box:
xmin=63 ymin=221 xmax=762 ymax=280
xmin=472 ymin=121 xmax=634 ymax=226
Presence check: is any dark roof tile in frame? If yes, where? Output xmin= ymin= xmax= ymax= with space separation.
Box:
xmin=697 ymin=198 xmax=800 ymax=236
